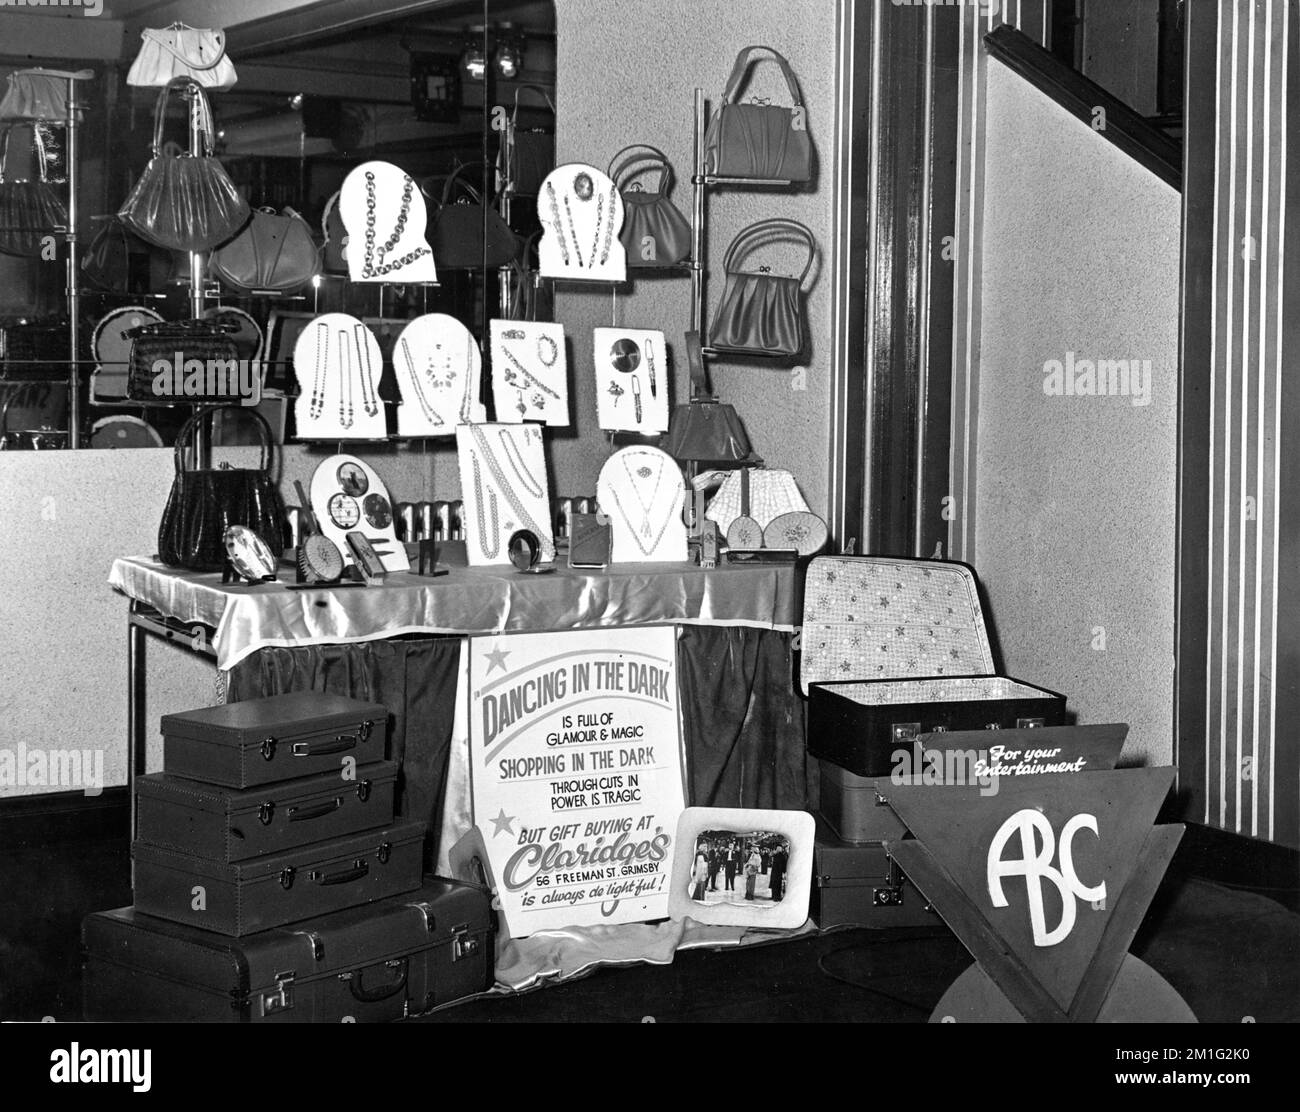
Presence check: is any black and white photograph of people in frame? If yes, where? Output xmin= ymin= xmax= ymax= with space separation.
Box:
xmin=689 ymin=830 xmax=790 ymax=907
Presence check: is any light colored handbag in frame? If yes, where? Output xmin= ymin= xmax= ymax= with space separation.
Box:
xmin=0 ymin=69 xmax=92 ymax=121
xmin=127 ymin=25 xmax=238 ymax=91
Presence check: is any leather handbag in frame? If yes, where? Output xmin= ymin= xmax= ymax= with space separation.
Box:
xmin=81 ymin=216 xmax=137 ymax=291
xmin=118 ymin=79 xmax=251 ymax=254
xmin=126 ymin=318 xmax=241 ymax=402
xmin=607 ymin=144 xmax=692 ymax=268
xmin=157 ymin=406 xmax=288 ymax=572
xmin=0 ymin=68 xmax=91 ymax=121
xmin=709 ymin=218 xmax=817 ymax=358
xmin=209 ymin=207 xmax=319 ymax=294
xmin=661 ymin=331 xmax=751 ymax=464
xmin=0 ymin=123 xmax=68 ymax=257
xmin=499 ymin=85 xmax=555 ymax=197
xmin=127 ymin=25 xmax=238 ymax=91
xmin=423 ymin=165 xmax=520 ymax=269
xmin=321 ymin=190 xmax=348 ymax=274
xmin=703 ymin=46 xmax=813 ymax=182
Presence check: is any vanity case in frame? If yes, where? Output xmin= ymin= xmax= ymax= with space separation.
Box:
xmin=810 ymin=821 xmax=936 ymax=929
xmin=160 ymin=692 xmax=389 ymax=789
xmin=83 ymin=876 xmax=494 ymax=1022
xmin=801 ymin=555 xmax=1067 ymax=780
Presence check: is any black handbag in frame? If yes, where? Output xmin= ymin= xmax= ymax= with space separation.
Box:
xmin=118 ymin=78 xmax=251 ymax=254
xmin=127 ymin=318 xmax=242 ymax=403
xmin=703 ymin=46 xmax=813 ymax=182
xmin=157 ymin=406 xmax=289 ymax=572
xmin=608 ymin=144 xmax=692 ymax=269
xmin=423 ymin=164 xmax=520 ymax=269
xmin=499 ymin=84 xmax=555 ymax=197
xmin=0 ymin=122 xmax=68 ymax=257
xmin=709 ymin=219 xmax=817 ymax=358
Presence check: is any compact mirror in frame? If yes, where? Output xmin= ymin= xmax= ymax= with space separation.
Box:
xmin=609 ymin=338 xmax=641 ymax=373
xmin=223 ymin=526 xmax=277 ymax=583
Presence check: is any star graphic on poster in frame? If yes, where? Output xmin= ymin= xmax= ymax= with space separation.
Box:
xmin=484 ymin=645 xmax=511 ymax=674
xmin=490 ymin=808 xmax=516 ymax=838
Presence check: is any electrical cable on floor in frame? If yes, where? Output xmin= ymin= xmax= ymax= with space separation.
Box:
xmin=816 ymin=931 xmax=959 ymax=1014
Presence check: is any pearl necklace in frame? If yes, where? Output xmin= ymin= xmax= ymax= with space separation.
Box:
xmin=469 ymin=424 xmax=551 ymax=558
xmin=400 ymin=338 xmax=445 ymax=428
xmin=338 ymin=332 xmax=353 ymax=429
xmin=470 ymin=452 xmax=500 ymax=559
xmin=498 ymin=428 xmax=545 ymax=498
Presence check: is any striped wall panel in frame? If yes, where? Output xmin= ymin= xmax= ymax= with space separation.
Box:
xmin=1188 ymin=0 xmax=1296 ymax=846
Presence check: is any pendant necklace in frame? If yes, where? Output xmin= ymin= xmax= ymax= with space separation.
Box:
xmin=621 ymin=452 xmax=665 ymax=537
xmin=545 ymin=182 xmax=570 ymax=266
xmin=338 ymin=332 xmax=354 ymax=429
xmin=498 ymin=427 xmax=545 ymax=498
xmin=470 ymin=451 xmax=500 ymax=559
xmin=607 ymin=481 xmax=675 ymax=557
xmin=400 ymin=338 xmax=444 ymax=428
xmin=354 ymin=324 xmax=379 ymax=417
xmin=499 ymin=343 xmax=560 ymax=400
xmin=470 ymin=424 xmax=550 ymax=556
xmin=309 ymin=322 xmax=328 ymax=419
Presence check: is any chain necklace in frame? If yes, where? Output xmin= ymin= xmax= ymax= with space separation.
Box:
xmin=498 ymin=428 xmax=545 ymax=498
xmin=607 ymin=482 xmax=676 ymax=558
xmin=400 ymin=338 xmax=445 ymax=428
xmin=499 ymin=343 xmax=560 ymax=399
xmin=564 ymin=195 xmax=586 ymax=269
xmin=309 ymin=322 xmax=328 ymax=419
xmin=545 ymin=182 xmax=570 ymax=266
xmin=589 ymin=191 xmax=603 ymax=269
xmin=470 ymin=424 xmax=551 ymax=557
xmin=338 ymin=332 xmax=353 ymax=429
xmin=470 ymin=452 xmax=500 ymax=559
xmin=537 ymin=333 xmax=559 ymax=367
xmin=354 ymin=324 xmax=379 ymax=417
xmin=599 ymin=185 xmax=615 ymax=266
xmin=620 ymin=452 xmax=665 ymax=536
xmin=459 ymin=342 xmax=477 ymax=423
xmin=362 ymin=171 xmax=431 ymax=279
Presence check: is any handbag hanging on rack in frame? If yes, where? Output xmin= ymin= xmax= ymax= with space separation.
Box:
xmin=504 ymin=231 xmax=555 ymax=322
xmin=126 ymin=318 xmax=242 ymax=403
xmin=423 ymin=164 xmax=520 ymax=270
xmin=157 ymin=407 xmax=288 ymax=572
xmin=0 ymin=123 xmax=69 ymax=258
xmin=0 ymin=68 xmax=92 ymax=122
xmin=709 ymin=218 xmax=817 ymax=359
xmin=703 ymin=46 xmax=813 ymax=182
xmin=499 ymin=84 xmax=555 ymax=197
xmin=118 ymin=78 xmax=250 ymax=254
xmin=127 ymin=25 xmax=238 ymax=90
xmin=209 ymin=206 xmax=320 ymax=294
xmin=607 ymin=144 xmax=692 ymax=269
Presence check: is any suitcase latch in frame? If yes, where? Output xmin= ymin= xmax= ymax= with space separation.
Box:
xmin=260 ymin=736 xmax=277 ymax=761
xmin=358 ymin=719 xmax=373 ymax=743
xmin=258 ymin=801 xmax=275 ymax=826
xmin=1017 ymin=717 xmax=1045 ymax=729
xmin=452 ymin=924 xmax=479 ymax=962
xmin=891 ymin=722 xmax=921 ymax=742
xmin=873 ymin=886 xmax=904 ymax=907
xmin=261 ymin=973 xmax=295 ymax=1016
xmin=408 ymin=901 xmax=436 ymax=933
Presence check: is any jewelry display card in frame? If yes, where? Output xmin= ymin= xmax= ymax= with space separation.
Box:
xmin=488 ymin=319 xmax=569 ymax=426
xmin=538 ymin=163 xmax=627 ymax=282
xmin=593 ymin=327 xmax=670 ymax=434
xmin=308 ymin=454 xmax=409 ymax=572
xmin=339 ymin=160 xmax=437 ymax=284
xmin=393 ymin=313 xmax=487 ymax=437
xmin=292 ymin=313 xmax=387 ymax=440
xmin=595 ymin=445 xmax=688 ymax=563
xmin=456 ymin=423 xmax=556 ymax=566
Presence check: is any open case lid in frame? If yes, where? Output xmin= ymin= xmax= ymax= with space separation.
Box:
xmin=798 ymin=555 xmax=996 ymax=695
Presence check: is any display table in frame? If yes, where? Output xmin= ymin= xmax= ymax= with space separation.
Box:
xmin=109 ymin=556 xmax=807 ymax=864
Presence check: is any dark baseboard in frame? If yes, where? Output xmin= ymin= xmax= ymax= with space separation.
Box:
xmin=1170 ymin=822 xmax=1300 ymax=913
xmin=0 ymin=786 xmax=129 ymax=850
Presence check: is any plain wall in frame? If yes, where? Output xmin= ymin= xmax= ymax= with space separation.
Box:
xmin=973 ymin=61 xmax=1180 ymax=767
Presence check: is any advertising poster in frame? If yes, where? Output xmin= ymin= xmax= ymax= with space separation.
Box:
xmin=469 ymin=626 xmax=686 ymax=935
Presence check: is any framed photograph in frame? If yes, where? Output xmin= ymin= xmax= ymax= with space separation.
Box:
xmin=667 ymin=807 xmax=815 ymax=930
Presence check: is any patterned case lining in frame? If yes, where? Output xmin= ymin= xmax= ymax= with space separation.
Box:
xmin=799 ymin=556 xmax=996 ymax=693
xmin=817 ymin=676 xmax=1054 ymax=707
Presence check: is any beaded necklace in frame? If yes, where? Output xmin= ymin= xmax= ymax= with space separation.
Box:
xmin=354 ymin=324 xmax=379 ymax=417
xmin=309 ymin=322 xmax=328 ymax=419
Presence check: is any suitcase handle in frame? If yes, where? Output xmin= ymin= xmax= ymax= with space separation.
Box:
xmin=287 ymin=797 xmax=343 ymax=823
xmin=346 ymin=958 xmax=408 ymax=1004
xmin=292 ymin=733 xmax=357 ymax=757
xmin=312 ymin=860 xmax=369 ymax=885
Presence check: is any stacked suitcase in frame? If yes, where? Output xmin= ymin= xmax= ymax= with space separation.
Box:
xmin=799 ymin=556 xmax=1068 ymax=928
xmin=84 ymin=692 xmax=493 ymax=1022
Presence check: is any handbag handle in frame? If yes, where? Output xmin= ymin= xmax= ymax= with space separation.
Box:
xmin=172 ymin=404 xmax=275 ymax=476
xmin=0 ymin=122 xmax=50 ymax=184
xmin=151 ymin=77 xmax=215 ymax=157
xmin=720 ymin=45 xmax=805 ymax=108
xmin=722 ymin=218 xmax=817 ymax=284
xmin=512 ymin=83 xmax=556 ymax=121
xmin=607 ymin=144 xmax=675 ymax=196
xmin=142 ymin=26 xmax=227 ymax=72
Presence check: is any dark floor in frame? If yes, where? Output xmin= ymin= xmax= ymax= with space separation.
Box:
xmin=1 ymin=825 xmax=1296 ymax=1023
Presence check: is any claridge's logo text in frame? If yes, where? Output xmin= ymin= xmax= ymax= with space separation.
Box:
xmin=0 ymin=742 xmax=104 ymax=796
xmin=1042 ymin=352 xmax=1152 ymax=407
xmin=0 ymin=0 xmax=103 ymax=16
xmin=152 ymin=354 xmax=261 ymax=405
xmin=50 ymin=1044 xmax=150 ymax=1093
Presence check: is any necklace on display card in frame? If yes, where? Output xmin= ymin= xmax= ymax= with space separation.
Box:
xmin=392 ymin=313 xmax=487 ymax=437
xmin=488 ymin=319 xmax=569 ymax=426
xmin=537 ymin=163 xmax=627 ymax=283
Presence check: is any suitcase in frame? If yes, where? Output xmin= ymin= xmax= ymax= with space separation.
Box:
xmin=83 ymin=876 xmax=494 ymax=1023
xmin=816 ymin=758 xmax=906 ymax=843
xmin=161 ymin=692 xmax=389 ymax=789
xmin=811 ymin=822 xmax=938 ymax=929
xmin=800 ymin=555 xmax=1066 ymax=778
xmin=135 ymin=761 xmax=399 ymax=862
xmin=132 ymin=821 xmax=426 ymax=936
